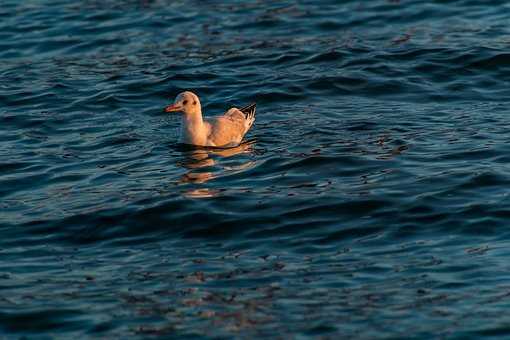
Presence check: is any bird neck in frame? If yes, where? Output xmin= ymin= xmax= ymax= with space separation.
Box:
xmin=182 ymin=106 xmax=203 ymax=126
xmin=180 ymin=108 xmax=207 ymax=145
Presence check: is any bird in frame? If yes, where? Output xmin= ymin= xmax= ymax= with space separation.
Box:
xmin=165 ymin=91 xmax=256 ymax=148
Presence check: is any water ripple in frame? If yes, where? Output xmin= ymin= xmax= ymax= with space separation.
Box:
xmin=2 ymin=0 xmax=510 ymax=338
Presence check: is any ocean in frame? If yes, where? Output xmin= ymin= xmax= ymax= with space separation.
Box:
xmin=2 ymin=0 xmax=510 ymax=338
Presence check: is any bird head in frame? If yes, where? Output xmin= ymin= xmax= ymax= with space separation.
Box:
xmin=165 ymin=91 xmax=201 ymax=115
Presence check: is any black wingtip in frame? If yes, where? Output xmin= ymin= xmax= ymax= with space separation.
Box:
xmin=240 ymin=103 xmax=256 ymax=119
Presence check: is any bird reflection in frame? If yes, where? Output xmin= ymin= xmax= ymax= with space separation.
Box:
xmin=177 ymin=141 xmax=256 ymax=198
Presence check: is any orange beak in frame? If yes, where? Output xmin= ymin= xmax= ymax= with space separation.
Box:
xmin=165 ymin=103 xmax=181 ymax=113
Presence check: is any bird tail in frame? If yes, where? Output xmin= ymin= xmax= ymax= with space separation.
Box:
xmin=240 ymin=103 xmax=256 ymax=120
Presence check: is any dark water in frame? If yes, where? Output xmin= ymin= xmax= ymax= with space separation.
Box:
xmin=2 ymin=0 xmax=510 ymax=338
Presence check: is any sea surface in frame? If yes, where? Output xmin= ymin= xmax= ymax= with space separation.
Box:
xmin=2 ymin=0 xmax=510 ymax=338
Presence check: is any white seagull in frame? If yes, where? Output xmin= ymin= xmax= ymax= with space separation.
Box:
xmin=165 ymin=91 xmax=256 ymax=148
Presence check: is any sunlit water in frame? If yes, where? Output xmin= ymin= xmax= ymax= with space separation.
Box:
xmin=2 ymin=0 xmax=510 ymax=338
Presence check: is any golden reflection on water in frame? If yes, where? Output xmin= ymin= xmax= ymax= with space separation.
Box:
xmin=184 ymin=187 xmax=221 ymax=198
xmin=179 ymin=141 xmax=256 ymax=198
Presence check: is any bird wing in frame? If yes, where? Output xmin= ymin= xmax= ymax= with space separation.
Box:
xmin=204 ymin=104 xmax=256 ymax=148
xmin=205 ymin=115 xmax=245 ymax=147
xmin=239 ymin=103 xmax=256 ymax=120
xmin=224 ymin=104 xmax=256 ymax=121
xmin=225 ymin=104 xmax=256 ymax=133
xmin=223 ymin=107 xmax=246 ymax=121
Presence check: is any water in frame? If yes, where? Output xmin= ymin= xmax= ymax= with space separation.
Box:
xmin=2 ymin=0 xmax=510 ymax=337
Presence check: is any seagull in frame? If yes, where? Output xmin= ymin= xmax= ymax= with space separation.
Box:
xmin=165 ymin=91 xmax=256 ymax=148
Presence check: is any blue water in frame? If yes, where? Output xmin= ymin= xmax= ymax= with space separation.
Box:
xmin=2 ymin=0 xmax=510 ymax=338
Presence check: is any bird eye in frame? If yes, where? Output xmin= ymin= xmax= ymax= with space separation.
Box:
xmin=193 ymin=101 xmax=197 ymax=105
xmin=183 ymin=100 xmax=188 ymax=105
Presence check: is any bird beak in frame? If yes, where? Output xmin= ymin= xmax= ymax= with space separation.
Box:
xmin=165 ymin=103 xmax=181 ymax=113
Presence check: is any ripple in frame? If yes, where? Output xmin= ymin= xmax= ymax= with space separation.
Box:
xmin=3 ymin=0 xmax=510 ymax=338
